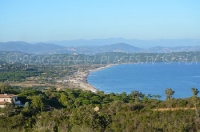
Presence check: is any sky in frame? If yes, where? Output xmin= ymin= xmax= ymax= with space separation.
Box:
xmin=0 ymin=0 xmax=200 ymax=42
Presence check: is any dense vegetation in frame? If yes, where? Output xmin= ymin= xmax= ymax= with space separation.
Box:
xmin=0 ymin=62 xmax=78 ymax=82
xmin=0 ymin=84 xmax=200 ymax=132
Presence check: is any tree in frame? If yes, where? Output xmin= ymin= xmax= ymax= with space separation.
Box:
xmin=191 ymin=88 xmax=199 ymax=98
xmin=165 ymin=88 xmax=175 ymax=100
xmin=129 ymin=91 xmax=144 ymax=103
xmin=147 ymin=94 xmax=153 ymax=99
xmin=3 ymin=102 xmax=14 ymax=117
xmin=91 ymin=96 xmax=101 ymax=104
xmin=69 ymin=106 xmax=111 ymax=132
xmin=120 ymin=92 xmax=128 ymax=102
xmin=30 ymin=95 xmax=45 ymax=112
xmin=0 ymin=83 xmax=5 ymax=93
xmin=191 ymin=88 xmax=200 ymax=123
xmin=157 ymin=95 xmax=161 ymax=100
xmin=59 ymin=93 xmax=68 ymax=107
xmin=24 ymin=102 xmax=30 ymax=108
xmin=153 ymin=94 xmax=161 ymax=100
xmin=0 ymin=82 xmax=11 ymax=93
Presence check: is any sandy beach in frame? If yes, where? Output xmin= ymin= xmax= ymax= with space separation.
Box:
xmin=74 ymin=64 xmax=116 ymax=92
xmin=88 ymin=64 xmax=116 ymax=73
xmin=9 ymin=64 xmax=116 ymax=92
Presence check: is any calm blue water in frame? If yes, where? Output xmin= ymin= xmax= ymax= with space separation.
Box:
xmin=87 ymin=63 xmax=200 ymax=99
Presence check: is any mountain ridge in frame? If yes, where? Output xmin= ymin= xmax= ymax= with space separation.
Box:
xmin=48 ymin=38 xmax=200 ymax=48
xmin=1 ymin=41 xmax=200 ymax=54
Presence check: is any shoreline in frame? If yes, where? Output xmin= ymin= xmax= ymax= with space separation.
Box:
xmin=88 ymin=64 xmax=116 ymax=73
xmin=76 ymin=64 xmax=116 ymax=92
xmin=10 ymin=64 xmax=116 ymax=92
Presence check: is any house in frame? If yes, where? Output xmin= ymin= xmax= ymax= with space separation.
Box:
xmin=0 ymin=94 xmax=22 ymax=108
xmin=56 ymin=80 xmax=63 ymax=83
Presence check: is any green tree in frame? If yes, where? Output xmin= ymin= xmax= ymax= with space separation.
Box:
xmin=153 ymin=94 xmax=161 ymax=100
xmin=147 ymin=94 xmax=153 ymax=99
xmin=24 ymin=101 xmax=30 ymax=107
xmin=70 ymin=106 xmax=111 ymax=132
xmin=91 ymin=96 xmax=101 ymax=104
xmin=191 ymin=88 xmax=199 ymax=98
xmin=0 ymin=82 xmax=11 ymax=93
xmin=45 ymin=86 xmax=56 ymax=98
xmin=119 ymin=92 xmax=128 ymax=102
xmin=2 ymin=102 xmax=14 ymax=117
xmin=165 ymin=88 xmax=175 ymax=100
xmin=30 ymin=95 xmax=45 ymax=112
xmin=59 ymin=93 xmax=68 ymax=107
xmin=129 ymin=91 xmax=144 ymax=103
xmin=157 ymin=95 xmax=161 ymax=100
xmin=24 ymin=102 xmax=30 ymax=109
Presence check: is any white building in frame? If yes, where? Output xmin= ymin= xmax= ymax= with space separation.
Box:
xmin=0 ymin=94 xmax=22 ymax=108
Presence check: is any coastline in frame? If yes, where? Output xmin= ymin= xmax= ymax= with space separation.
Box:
xmin=76 ymin=64 xmax=116 ymax=92
xmin=88 ymin=64 xmax=116 ymax=73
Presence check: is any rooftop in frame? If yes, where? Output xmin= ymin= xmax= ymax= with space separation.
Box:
xmin=0 ymin=94 xmax=17 ymax=98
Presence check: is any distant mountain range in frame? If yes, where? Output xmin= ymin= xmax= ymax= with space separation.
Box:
xmin=48 ymin=38 xmax=200 ymax=48
xmin=0 ymin=41 xmax=65 ymax=54
xmin=0 ymin=40 xmax=200 ymax=54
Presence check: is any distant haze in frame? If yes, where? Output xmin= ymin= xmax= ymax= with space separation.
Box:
xmin=48 ymin=38 xmax=200 ymax=48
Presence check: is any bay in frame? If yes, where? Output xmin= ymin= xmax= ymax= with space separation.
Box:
xmin=87 ymin=62 xmax=200 ymax=99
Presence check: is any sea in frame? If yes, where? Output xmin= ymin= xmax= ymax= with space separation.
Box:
xmin=87 ymin=62 xmax=200 ymax=99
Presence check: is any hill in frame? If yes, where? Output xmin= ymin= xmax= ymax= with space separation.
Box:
xmin=0 ymin=41 xmax=66 ymax=54
xmin=1 ymin=41 xmax=200 ymax=54
xmin=48 ymin=38 xmax=200 ymax=48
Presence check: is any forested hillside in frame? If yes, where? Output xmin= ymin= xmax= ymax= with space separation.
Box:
xmin=0 ymin=85 xmax=200 ymax=132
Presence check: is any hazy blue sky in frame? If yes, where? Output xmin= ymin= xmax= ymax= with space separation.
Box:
xmin=0 ymin=0 xmax=200 ymax=42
